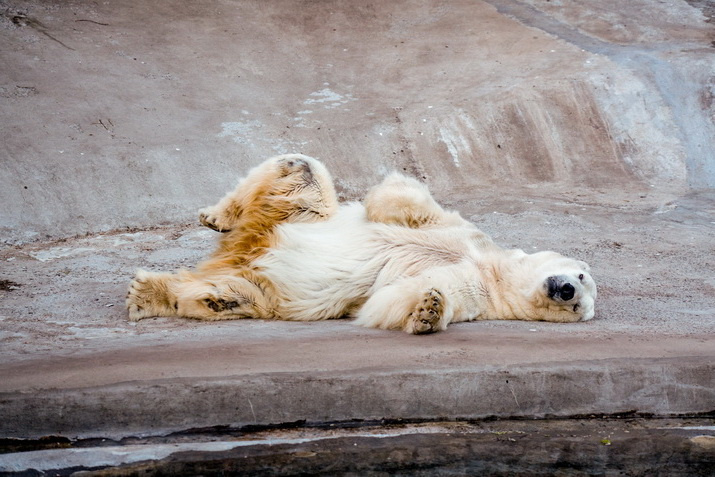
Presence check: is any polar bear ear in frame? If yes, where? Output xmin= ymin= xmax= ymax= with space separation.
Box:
xmin=577 ymin=260 xmax=591 ymax=272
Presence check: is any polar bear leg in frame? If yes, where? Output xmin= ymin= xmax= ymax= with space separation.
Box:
xmin=127 ymin=269 xmax=276 ymax=321
xmin=355 ymin=279 xmax=453 ymax=334
xmin=364 ymin=173 xmax=467 ymax=228
xmin=199 ymin=154 xmax=338 ymax=232
xmin=172 ymin=273 xmax=276 ymax=321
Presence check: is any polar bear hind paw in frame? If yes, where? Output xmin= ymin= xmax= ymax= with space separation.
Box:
xmin=407 ymin=288 xmax=444 ymax=334
xmin=126 ymin=270 xmax=176 ymax=321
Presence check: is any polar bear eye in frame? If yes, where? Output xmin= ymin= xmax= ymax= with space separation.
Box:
xmin=578 ymin=274 xmax=584 ymax=281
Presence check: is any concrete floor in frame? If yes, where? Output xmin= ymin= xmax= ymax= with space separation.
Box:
xmin=0 ymin=0 xmax=714 ymax=472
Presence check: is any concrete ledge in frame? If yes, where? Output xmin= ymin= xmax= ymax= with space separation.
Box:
xmin=3 ymin=356 xmax=713 ymax=439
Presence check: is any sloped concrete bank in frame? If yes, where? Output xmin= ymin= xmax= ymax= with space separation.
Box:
xmin=1 ymin=0 xmax=713 ymax=243
xmin=486 ymin=0 xmax=715 ymax=189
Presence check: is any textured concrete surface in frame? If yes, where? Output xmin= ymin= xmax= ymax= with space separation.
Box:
xmin=0 ymin=0 xmax=714 ymax=469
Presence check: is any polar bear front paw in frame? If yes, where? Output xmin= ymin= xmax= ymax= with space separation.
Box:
xmin=199 ymin=207 xmax=232 ymax=233
xmin=407 ymin=288 xmax=444 ymax=334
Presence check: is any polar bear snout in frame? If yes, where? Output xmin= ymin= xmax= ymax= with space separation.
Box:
xmin=537 ymin=270 xmax=597 ymax=322
xmin=546 ymin=275 xmax=577 ymax=302
xmin=560 ymin=282 xmax=575 ymax=301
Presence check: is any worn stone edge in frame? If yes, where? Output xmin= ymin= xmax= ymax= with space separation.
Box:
xmin=1 ymin=356 xmax=713 ymax=439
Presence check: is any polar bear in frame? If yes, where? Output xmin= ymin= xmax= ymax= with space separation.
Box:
xmin=127 ymin=154 xmax=597 ymax=333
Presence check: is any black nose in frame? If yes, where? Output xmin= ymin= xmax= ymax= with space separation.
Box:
xmin=560 ymin=283 xmax=575 ymax=301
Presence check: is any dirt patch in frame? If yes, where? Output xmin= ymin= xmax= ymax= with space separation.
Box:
xmin=0 ymin=279 xmax=21 ymax=291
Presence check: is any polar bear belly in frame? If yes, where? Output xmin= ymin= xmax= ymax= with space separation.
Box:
xmin=255 ymin=204 xmax=384 ymax=320
xmin=255 ymin=204 xmax=477 ymax=322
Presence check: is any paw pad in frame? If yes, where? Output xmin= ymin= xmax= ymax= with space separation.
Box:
xmin=203 ymin=297 xmax=244 ymax=313
xmin=409 ymin=289 xmax=444 ymax=334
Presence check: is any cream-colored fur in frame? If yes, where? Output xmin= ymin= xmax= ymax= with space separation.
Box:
xmin=127 ymin=154 xmax=597 ymax=333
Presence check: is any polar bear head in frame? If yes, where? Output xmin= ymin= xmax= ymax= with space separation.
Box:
xmin=514 ymin=251 xmax=597 ymax=322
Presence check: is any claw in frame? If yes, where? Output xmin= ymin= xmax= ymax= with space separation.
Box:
xmin=199 ymin=211 xmax=231 ymax=233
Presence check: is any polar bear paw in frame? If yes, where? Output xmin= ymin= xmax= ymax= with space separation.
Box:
xmin=199 ymin=206 xmax=232 ymax=233
xmin=126 ymin=270 xmax=175 ymax=321
xmin=407 ymin=288 xmax=444 ymax=334
xmin=201 ymin=295 xmax=253 ymax=315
